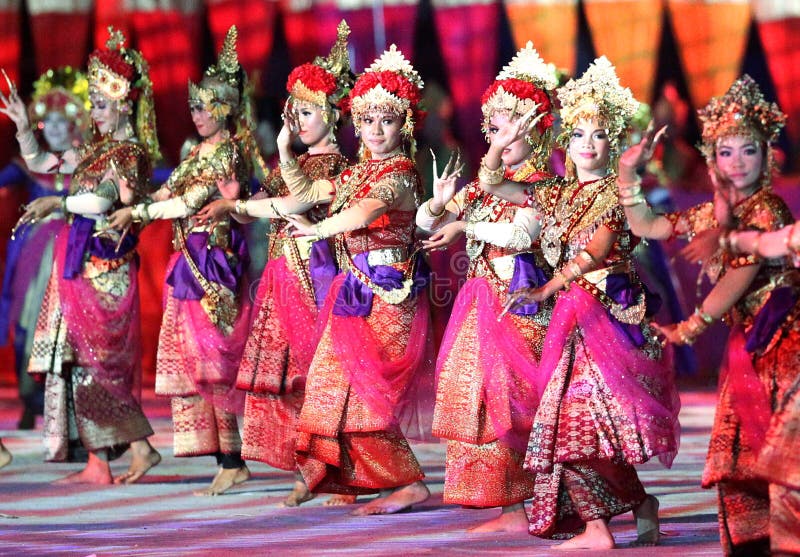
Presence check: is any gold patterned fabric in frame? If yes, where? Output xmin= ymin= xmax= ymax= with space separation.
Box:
xmin=171 ymin=393 xmax=242 ymax=458
xmin=28 ymin=138 xmax=154 ymax=462
xmin=238 ymin=152 xmax=347 ymax=470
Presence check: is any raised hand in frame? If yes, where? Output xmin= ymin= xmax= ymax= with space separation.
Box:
xmin=17 ymin=196 xmax=60 ymax=227
xmin=680 ymin=228 xmax=722 ymax=263
xmin=430 ymin=149 xmax=463 ymax=212
xmin=618 ymin=121 xmax=668 ymax=180
xmin=0 ymin=69 xmax=29 ymax=130
xmin=276 ymin=102 xmax=301 ymax=153
xmin=711 ymin=170 xmax=735 ymax=228
xmin=195 ymin=199 xmax=235 ymax=225
xmin=421 ymin=221 xmax=466 ymax=251
xmin=490 ymin=103 xmax=543 ymax=151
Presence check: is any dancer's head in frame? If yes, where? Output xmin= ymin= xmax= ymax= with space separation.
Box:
xmin=28 ymin=66 xmax=90 ymax=151
xmin=285 ymin=20 xmax=353 ymax=149
xmin=698 ymin=75 xmax=785 ymax=192
xmin=481 ymin=41 xmax=557 ymax=169
xmin=557 ymin=56 xmax=638 ymax=180
xmin=349 ymin=44 xmax=424 ymax=160
xmin=88 ymin=27 xmax=160 ymax=160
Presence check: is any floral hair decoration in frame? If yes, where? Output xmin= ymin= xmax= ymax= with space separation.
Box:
xmin=29 ymin=66 xmax=91 ymax=142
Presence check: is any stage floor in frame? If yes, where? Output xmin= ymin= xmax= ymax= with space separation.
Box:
xmin=0 ymin=387 xmax=722 ymax=556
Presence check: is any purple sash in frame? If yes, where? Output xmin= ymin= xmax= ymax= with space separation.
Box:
xmin=508 ymin=252 xmax=548 ymax=316
xmin=745 ymin=286 xmax=798 ymax=353
xmin=604 ymin=273 xmax=662 ymax=347
xmin=309 ymin=240 xmax=338 ymax=309
xmin=332 ymin=250 xmax=430 ymax=317
xmin=167 ymin=228 xmax=249 ymax=300
xmin=62 ymin=215 xmax=138 ymax=279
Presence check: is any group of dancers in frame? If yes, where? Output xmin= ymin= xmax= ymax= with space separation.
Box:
xmin=0 ymin=19 xmax=797 ymax=555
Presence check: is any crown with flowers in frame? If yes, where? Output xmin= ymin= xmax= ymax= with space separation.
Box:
xmin=557 ymin=56 xmax=639 ymax=151
xmin=481 ymin=41 xmax=558 ymax=138
xmin=286 ymin=20 xmax=353 ymax=118
xmin=698 ymin=75 xmax=785 ymax=160
xmin=88 ymin=28 xmax=145 ymax=102
xmin=29 ymin=66 xmax=91 ymax=138
xmin=189 ymin=26 xmax=241 ymax=122
xmin=349 ymin=45 xmax=424 ymax=133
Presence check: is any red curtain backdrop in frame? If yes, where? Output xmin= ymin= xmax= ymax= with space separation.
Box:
xmin=667 ymin=0 xmax=751 ymax=114
xmin=433 ymin=0 xmax=500 ymax=168
xmin=93 ymin=0 xmax=130 ymax=49
xmin=207 ymin=0 xmax=278 ymax=75
xmin=756 ymin=13 xmax=800 ymax=144
xmin=584 ymin=0 xmax=663 ymax=105
xmin=27 ymin=0 xmax=92 ymax=74
xmin=504 ymin=0 xmax=577 ymax=76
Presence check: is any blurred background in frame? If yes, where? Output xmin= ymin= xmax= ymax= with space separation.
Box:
xmin=0 ymin=0 xmax=798 ymax=395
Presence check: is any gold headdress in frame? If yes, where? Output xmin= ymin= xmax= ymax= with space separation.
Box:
xmin=349 ymin=44 xmax=424 ymax=157
xmin=481 ymin=41 xmax=558 ymax=168
xmin=557 ymin=55 xmax=639 ymax=163
xmin=88 ymin=27 xmax=161 ymax=162
xmin=698 ymin=75 xmax=785 ymax=183
xmin=287 ymin=20 xmax=353 ymax=115
xmin=189 ymin=26 xmax=242 ymax=122
xmin=29 ymin=66 xmax=91 ymax=143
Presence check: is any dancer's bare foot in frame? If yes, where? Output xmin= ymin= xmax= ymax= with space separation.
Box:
xmin=282 ymin=480 xmax=317 ymax=507
xmin=468 ymin=504 xmax=529 ymax=533
xmin=350 ymin=481 xmax=429 ymax=516
xmin=114 ymin=440 xmax=161 ymax=484
xmin=553 ymin=519 xmax=615 ymax=550
xmin=0 ymin=442 xmax=11 ymax=470
xmin=631 ymin=494 xmax=660 ymax=546
xmin=54 ymin=452 xmax=112 ymax=485
xmin=194 ymin=465 xmax=250 ymax=496
xmin=325 ymin=494 xmax=357 ymax=506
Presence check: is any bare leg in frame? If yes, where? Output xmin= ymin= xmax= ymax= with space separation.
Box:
xmin=282 ymin=472 xmax=316 ymax=507
xmin=113 ymin=439 xmax=161 ymax=484
xmin=325 ymin=494 xmax=357 ymax=506
xmin=468 ymin=503 xmax=529 ymax=533
xmin=631 ymin=494 xmax=660 ymax=546
xmin=553 ymin=518 xmax=615 ymax=550
xmin=0 ymin=440 xmax=11 ymax=470
xmin=54 ymin=450 xmax=113 ymax=485
xmin=194 ymin=465 xmax=251 ymax=496
xmin=350 ymin=481 xmax=430 ymax=516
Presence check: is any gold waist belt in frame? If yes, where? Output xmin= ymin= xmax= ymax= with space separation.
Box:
xmin=365 ymin=247 xmax=408 ymax=267
xmin=488 ymin=253 xmax=528 ymax=281
xmin=582 ymin=261 xmax=632 ymax=288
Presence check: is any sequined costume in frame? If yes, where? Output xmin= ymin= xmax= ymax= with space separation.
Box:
xmin=421 ymin=174 xmax=552 ymax=507
xmin=524 ymin=173 xmax=679 ymax=537
xmin=668 ymin=190 xmax=795 ymax=552
xmin=28 ymin=137 xmax=154 ymax=462
xmin=237 ymin=152 xmax=348 ymax=470
xmin=281 ymin=152 xmax=432 ymax=495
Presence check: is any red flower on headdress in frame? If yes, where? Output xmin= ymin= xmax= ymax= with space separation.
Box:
xmin=481 ymin=78 xmax=554 ymax=133
xmin=350 ymin=71 xmax=422 ymax=107
xmin=286 ymin=63 xmax=338 ymax=97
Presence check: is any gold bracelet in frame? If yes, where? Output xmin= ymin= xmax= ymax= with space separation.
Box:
xmin=279 ymin=157 xmax=299 ymax=170
xmin=694 ymin=306 xmax=714 ymax=325
xmin=313 ymin=222 xmax=328 ymax=239
xmin=729 ymin=231 xmax=740 ymax=253
xmin=619 ymin=194 xmax=647 ymax=207
xmin=577 ymin=250 xmax=595 ymax=265
xmin=478 ymin=155 xmax=504 ymax=185
xmin=618 ymin=184 xmax=642 ymax=197
xmin=752 ymin=233 xmax=761 ymax=258
xmin=234 ymin=199 xmax=248 ymax=216
xmin=424 ymin=199 xmax=446 ymax=218
xmin=718 ymin=230 xmax=731 ymax=252
xmin=567 ymin=261 xmax=583 ymax=279
xmin=556 ymin=271 xmax=571 ymax=290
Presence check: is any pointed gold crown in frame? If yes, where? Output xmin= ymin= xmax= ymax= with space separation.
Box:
xmin=698 ymin=74 xmax=785 ymax=160
xmin=557 ymin=55 xmax=639 ymax=144
xmin=287 ymin=20 xmax=353 ymax=109
xmin=189 ymin=25 xmax=241 ymax=121
xmin=481 ymin=41 xmax=558 ymax=133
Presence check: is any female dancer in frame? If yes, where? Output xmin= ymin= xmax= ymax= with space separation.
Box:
xmin=498 ymin=57 xmax=680 ymax=549
xmin=0 ymin=67 xmax=90 ymax=429
xmin=416 ymin=42 xmax=556 ymax=532
xmin=195 ymin=21 xmax=353 ymax=506
xmin=619 ymin=75 xmax=793 ymax=555
xmin=0 ymin=29 xmax=162 ymax=484
xmin=109 ymin=26 xmax=252 ymax=496
xmin=278 ymin=44 xmax=432 ymax=516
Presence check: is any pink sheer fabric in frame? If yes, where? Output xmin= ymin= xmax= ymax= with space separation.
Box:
xmin=322 ymin=273 xmax=435 ymax=440
xmin=54 ymin=228 xmax=143 ymax=401
xmin=255 ymin=255 xmax=319 ymax=377
xmin=541 ymin=285 xmax=681 ymax=467
xmin=437 ymin=277 xmax=541 ymax=451
xmin=721 ymin=326 xmax=771 ymax=453
xmin=163 ymin=253 xmax=248 ymax=413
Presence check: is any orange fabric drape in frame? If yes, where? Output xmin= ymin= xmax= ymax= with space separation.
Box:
xmin=584 ymin=0 xmax=663 ymax=104
xmin=757 ymin=17 xmax=800 ymax=144
xmin=667 ymin=0 xmax=751 ymax=113
xmin=504 ymin=0 xmax=578 ymax=76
